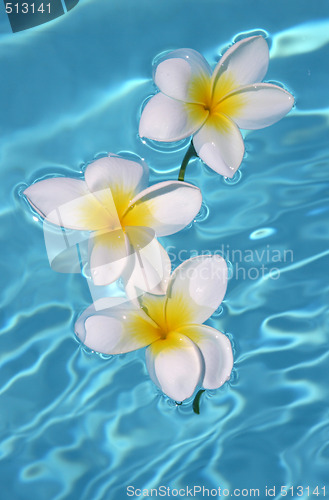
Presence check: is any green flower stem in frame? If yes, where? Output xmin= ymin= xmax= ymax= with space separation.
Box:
xmin=178 ymin=141 xmax=197 ymax=181
xmin=193 ymin=389 xmax=205 ymax=414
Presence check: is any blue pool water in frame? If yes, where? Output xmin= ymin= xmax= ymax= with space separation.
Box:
xmin=1 ymin=1 xmax=329 ymax=499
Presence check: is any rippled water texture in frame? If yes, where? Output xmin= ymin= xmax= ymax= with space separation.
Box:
xmin=1 ymin=1 xmax=329 ymax=499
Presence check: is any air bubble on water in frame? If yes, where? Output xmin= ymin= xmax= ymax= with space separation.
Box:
xmin=138 ymin=93 xmax=156 ymax=118
xmin=229 ymin=367 xmax=239 ymax=385
xmin=117 ymin=278 xmax=125 ymax=291
xmin=81 ymin=262 xmax=92 ymax=279
xmin=223 ymin=169 xmax=242 ymax=185
xmin=139 ymin=135 xmax=191 ymax=154
xmin=115 ymin=150 xmax=145 ymax=164
xmin=194 ymin=202 xmax=209 ymax=223
xmin=152 ymin=49 xmax=175 ymax=71
xmin=249 ymin=227 xmax=276 ymax=240
xmin=266 ymin=79 xmax=285 ymax=89
xmin=226 ymin=260 xmax=234 ymax=279
xmin=233 ymin=29 xmax=270 ymax=44
xmin=98 ymin=353 xmax=113 ymax=360
xmin=212 ymin=305 xmax=224 ymax=318
xmin=93 ymin=151 xmax=108 ymax=160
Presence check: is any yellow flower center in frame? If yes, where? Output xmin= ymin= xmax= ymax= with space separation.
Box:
xmin=139 ymin=292 xmax=195 ymax=355
xmin=185 ymin=70 xmax=246 ymax=130
xmin=76 ymin=180 xmax=155 ymax=238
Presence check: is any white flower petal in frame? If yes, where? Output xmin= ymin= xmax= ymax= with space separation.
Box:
xmin=145 ymin=332 xmax=203 ymax=401
xmin=193 ymin=115 xmax=245 ymax=177
xmin=154 ymin=48 xmax=212 ymax=102
xmin=85 ymin=155 xmax=149 ymax=219
xmin=24 ymin=178 xmax=110 ymax=230
xmin=75 ymin=297 xmax=130 ymax=339
xmin=125 ymin=225 xmax=155 ymax=252
xmin=165 ymin=255 xmax=228 ymax=328
xmin=89 ymin=229 xmax=129 ymax=286
xmin=122 ymin=181 xmax=202 ymax=236
xmin=43 ymin=223 xmax=89 ymax=273
xmin=221 ymin=83 xmax=294 ymax=130
xmin=75 ymin=299 xmax=161 ymax=354
xmin=124 ymin=228 xmax=171 ymax=298
xmin=139 ymin=93 xmax=205 ymax=142
xmin=212 ymin=36 xmax=269 ymax=98
xmin=178 ymin=325 xmax=233 ymax=389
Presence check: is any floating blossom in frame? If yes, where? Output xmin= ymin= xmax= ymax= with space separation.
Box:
xmin=75 ymin=255 xmax=233 ymax=402
xmin=24 ymin=155 xmax=202 ymax=287
xmin=139 ymin=36 xmax=294 ymax=177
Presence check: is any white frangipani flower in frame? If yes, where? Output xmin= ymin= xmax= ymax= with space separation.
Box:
xmin=139 ymin=36 xmax=294 ymax=178
xmin=75 ymin=255 xmax=233 ymax=402
xmin=24 ymin=155 xmax=202 ymax=287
